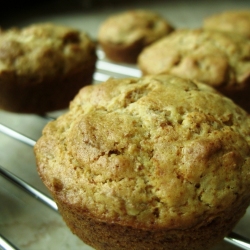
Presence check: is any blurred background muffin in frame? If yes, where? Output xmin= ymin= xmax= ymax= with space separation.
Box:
xmin=138 ymin=29 xmax=250 ymax=113
xmin=0 ymin=23 xmax=97 ymax=113
xmin=98 ymin=9 xmax=174 ymax=63
xmin=203 ymin=10 xmax=250 ymax=39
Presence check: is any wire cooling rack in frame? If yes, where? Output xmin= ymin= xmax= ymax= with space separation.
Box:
xmin=0 ymin=50 xmax=250 ymax=250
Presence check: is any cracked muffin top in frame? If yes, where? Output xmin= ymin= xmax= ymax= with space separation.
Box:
xmin=0 ymin=23 xmax=96 ymax=79
xmin=138 ymin=29 xmax=250 ymax=88
xmin=203 ymin=10 xmax=250 ymax=39
xmin=35 ymin=74 xmax=250 ymax=231
xmin=98 ymin=9 xmax=174 ymax=46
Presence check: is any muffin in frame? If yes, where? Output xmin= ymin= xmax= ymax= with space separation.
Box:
xmin=35 ymin=74 xmax=250 ymax=250
xmin=138 ymin=29 xmax=250 ymax=112
xmin=203 ymin=10 xmax=250 ymax=39
xmin=0 ymin=23 xmax=97 ymax=114
xmin=98 ymin=9 xmax=174 ymax=63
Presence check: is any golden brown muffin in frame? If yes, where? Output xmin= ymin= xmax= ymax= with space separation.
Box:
xmin=204 ymin=10 xmax=250 ymax=38
xmin=35 ymin=74 xmax=250 ymax=250
xmin=138 ymin=29 xmax=250 ymax=113
xmin=0 ymin=23 xmax=97 ymax=114
xmin=98 ymin=9 xmax=174 ymax=63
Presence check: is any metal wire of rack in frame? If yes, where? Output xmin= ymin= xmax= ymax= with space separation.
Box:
xmin=0 ymin=51 xmax=250 ymax=250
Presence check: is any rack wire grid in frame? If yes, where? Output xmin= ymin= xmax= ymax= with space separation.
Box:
xmin=0 ymin=50 xmax=250 ymax=250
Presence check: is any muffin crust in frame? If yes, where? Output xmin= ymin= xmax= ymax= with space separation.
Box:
xmin=35 ymin=75 xmax=250 ymax=249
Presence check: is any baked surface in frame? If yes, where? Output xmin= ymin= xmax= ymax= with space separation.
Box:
xmin=138 ymin=29 xmax=250 ymax=112
xmin=0 ymin=23 xmax=97 ymax=113
xmin=203 ymin=10 xmax=250 ymax=38
xmin=98 ymin=9 xmax=174 ymax=63
xmin=35 ymin=74 xmax=250 ymax=250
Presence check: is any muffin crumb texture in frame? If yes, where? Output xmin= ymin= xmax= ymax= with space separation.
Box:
xmin=35 ymin=75 xmax=250 ymax=250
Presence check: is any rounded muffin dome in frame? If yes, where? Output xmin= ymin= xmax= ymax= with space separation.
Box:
xmin=35 ymin=74 xmax=250 ymax=250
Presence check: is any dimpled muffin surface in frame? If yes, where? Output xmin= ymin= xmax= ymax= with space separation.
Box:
xmin=35 ymin=74 xmax=250 ymax=250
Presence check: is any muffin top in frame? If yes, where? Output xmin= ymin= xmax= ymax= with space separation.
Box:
xmin=138 ymin=29 xmax=250 ymax=88
xmin=0 ymin=23 xmax=96 ymax=81
xmin=203 ymin=10 xmax=250 ymax=38
xmin=98 ymin=9 xmax=174 ymax=46
xmin=35 ymin=74 xmax=250 ymax=230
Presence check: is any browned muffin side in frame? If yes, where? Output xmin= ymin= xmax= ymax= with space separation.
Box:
xmin=98 ymin=9 xmax=174 ymax=63
xmin=203 ymin=10 xmax=250 ymax=38
xmin=0 ymin=23 xmax=97 ymax=114
xmin=35 ymin=74 xmax=250 ymax=250
xmin=138 ymin=29 xmax=250 ymax=112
